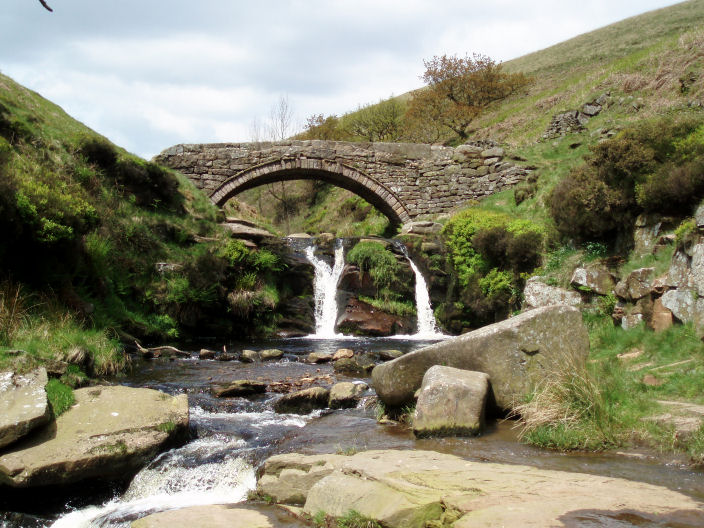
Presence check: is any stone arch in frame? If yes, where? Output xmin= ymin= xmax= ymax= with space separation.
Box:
xmin=209 ymin=158 xmax=412 ymax=225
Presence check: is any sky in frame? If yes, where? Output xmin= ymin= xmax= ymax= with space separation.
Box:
xmin=0 ymin=0 xmax=684 ymax=159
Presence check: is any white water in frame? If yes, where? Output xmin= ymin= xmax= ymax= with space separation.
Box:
xmin=304 ymin=241 xmax=346 ymax=338
xmin=397 ymin=243 xmax=446 ymax=339
xmin=49 ymin=437 xmax=255 ymax=528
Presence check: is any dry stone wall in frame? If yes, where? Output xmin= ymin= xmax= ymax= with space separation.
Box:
xmin=155 ymin=140 xmax=530 ymax=219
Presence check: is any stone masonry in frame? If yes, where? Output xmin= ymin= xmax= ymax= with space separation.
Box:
xmin=155 ymin=140 xmax=530 ymax=224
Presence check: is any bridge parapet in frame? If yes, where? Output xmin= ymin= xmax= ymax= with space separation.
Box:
xmin=155 ymin=140 xmax=530 ymax=220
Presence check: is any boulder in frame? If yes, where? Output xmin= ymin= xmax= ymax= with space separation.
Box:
xmin=216 ymin=352 xmax=237 ymax=362
xmin=273 ymin=387 xmax=329 ymax=415
xmin=132 ymin=505 xmax=277 ymax=528
xmin=570 ymin=266 xmax=615 ymax=295
xmin=333 ymin=355 xmax=376 ymax=376
xmin=413 ymin=367 xmax=489 ymax=438
xmin=696 ymin=204 xmax=704 ymax=230
xmin=332 ymin=348 xmax=354 ymax=361
xmin=372 ymin=305 xmax=589 ymax=410
xmin=633 ymin=215 xmax=663 ymax=256
xmin=661 ymin=289 xmax=698 ymax=323
xmin=307 ymin=352 xmax=333 ymax=364
xmin=241 ymin=350 xmax=260 ymax=363
xmin=614 ymin=267 xmax=654 ymax=301
xmin=199 ymin=349 xmax=216 ymax=360
xmin=0 ymin=369 xmax=51 ymax=450
xmin=212 ymin=380 xmax=267 ymax=398
xmin=328 ymin=382 xmax=368 ymax=409
xmin=257 ymin=450 xmax=704 ymax=528
xmin=523 ymin=277 xmax=581 ymax=309
xmin=378 ymin=349 xmax=403 ymax=361
xmin=0 ymin=386 xmax=188 ymax=487
xmin=260 ymin=349 xmax=284 ymax=361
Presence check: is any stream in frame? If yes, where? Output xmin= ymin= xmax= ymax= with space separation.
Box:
xmin=13 ymin=335 xmax=701 ymax=527
xmin=3 ymin=240 xmax=704 ymax=527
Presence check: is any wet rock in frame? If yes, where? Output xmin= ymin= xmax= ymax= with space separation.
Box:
xmin=307 ymin=352 xmax=333 ymax=364
xmin=328 ymin=382 xmax=368 ymax=409
xmin=273 ymin=387 xmax=330 ymax=414
xmin=523 ymin=277 xmax=581 ymax=309
xmin=257 ymin=450 xmax=704 ymax=528
xmin=260 ymin=349 xmax=284 ymax=361
xmin=378 ymin=349 xmax=403 ymax=361
xmin=0 ymin=369 xmax=51 ymax=450
xmin=132 ymin=505 xmax=277 ymax=528
xmin=0 ymin=386 xmax=188 ymax=487
xmin=336 ymin=298 xmax=414 ymax=337
xmin=212 ymin=380 xmax=267 ymax=398
xmin=372 ymin=305 xmax=589 ymax=410
xmin=614 ymin=267 xmax=654 ymax=301
xmin=570 ymin=265 xmax=615 ymax=295
xmin=333 ymin=355 xmax=376 ymax=376
xmin=241 ymin=350 xmax=260 ymax=363
xmin=216 ymin=352 xmax=236 ymax=362
xmin=199 ymin=349 xmax=216 ymax=360
xmin=413 ymin=366 xmax=489 ymax=438
xmin=332 ymin=349 xmax=354 ymax=361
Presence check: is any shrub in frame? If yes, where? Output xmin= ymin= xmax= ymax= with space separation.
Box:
xmin=219 ymin=239 xmax=250 ymax=267
xmin=347 ymin=241 xmax=401 ymax=299
xmin=78 ymin=136 xmax=118 ymax=169
xmin=636 ymin=159 xmax=704 ymax=214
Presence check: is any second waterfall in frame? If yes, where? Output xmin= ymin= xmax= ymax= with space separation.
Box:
xmin=303 ymin=239 xmax=443 ymax=338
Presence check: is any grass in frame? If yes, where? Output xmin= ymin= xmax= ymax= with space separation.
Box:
xmin=311 ymin=510 xmax=382 ymax=528
xmin=515 ymin=314 xmax=704 ymax=462
xmin=358 ymin=296 xmax=416 ymax=317
xmin=46 ymin=379 xmax=75 ymax=417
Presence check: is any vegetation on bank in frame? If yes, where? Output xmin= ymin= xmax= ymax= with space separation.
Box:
xmin=0 ymin=73 xmax=290 ymax=378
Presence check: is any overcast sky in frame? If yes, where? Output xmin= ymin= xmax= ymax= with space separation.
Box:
xmin=0 ymin=0 xmax=683 ymax=159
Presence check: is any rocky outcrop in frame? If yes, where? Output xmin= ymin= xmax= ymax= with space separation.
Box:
xmin=336 ymin=297 xmax=414 ymax=336
xmin=523 ymin=277 xmax=581 ymax=309
xmin=542 ymin=93 xmax=610 ymax=139
xmin=256 ymin=450 xmax=704 ymax=528
xmin=0 ymin=386 xmax=188 ymax=487
xmin=413 ymin=367 xmax=489 ymax=438
xmin=273 ymin=387 xmax=329 ymax=415
xmin=615 ymin=267 xmax=654 ymax=301
xmin=0 ymin=369 xmax=51 ymax=450
xmin=372 ymin=305 xmax=589 ymax=409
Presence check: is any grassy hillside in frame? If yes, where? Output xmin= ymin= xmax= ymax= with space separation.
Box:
xmin=0 ymin=73 xmax=288 ymax=378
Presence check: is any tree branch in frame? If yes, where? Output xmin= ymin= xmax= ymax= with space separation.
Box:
xmin=39 ymin=0 xmax=53 ymax=12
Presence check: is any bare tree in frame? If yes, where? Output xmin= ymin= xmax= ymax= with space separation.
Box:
xmin=39 ymin=0 xmax=53 ymax=12
xmin=248 ymin=117 xmax=264 ymax=143
xmin=267 ymin=95 xmax=294 ymax=141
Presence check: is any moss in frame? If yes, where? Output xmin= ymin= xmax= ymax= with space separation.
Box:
xmin=46 ymin=379 xmax=75 ymax=417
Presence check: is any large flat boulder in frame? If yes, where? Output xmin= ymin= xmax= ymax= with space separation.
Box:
xmin=412 ymin=366 xmax=489 ymax=438
xmin=257 ymin=450 xmax=704 ymax=528
xmin=372 ymin=305 xmax=589 ymax=409
xmin=132 ymin=505 xmax=285 ymax=528
xmin=0 ymin=386 xmax=188 ymax=487
xmin=0 ymin=369 xmax=51 ymax=450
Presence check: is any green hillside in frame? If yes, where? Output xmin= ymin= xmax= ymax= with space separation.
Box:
xmin=0 ymin=73 xmax=288 ymax=377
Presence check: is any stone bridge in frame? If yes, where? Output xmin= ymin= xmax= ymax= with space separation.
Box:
xmin=155 ymin=140 xmax=530 ymax=225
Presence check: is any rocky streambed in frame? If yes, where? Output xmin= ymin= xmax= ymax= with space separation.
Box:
xmin=2 ymin=332 xmax=704 ymax=527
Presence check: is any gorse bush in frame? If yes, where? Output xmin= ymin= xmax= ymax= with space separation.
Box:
xmin=549 ymin=115 xmax=704 ymax=243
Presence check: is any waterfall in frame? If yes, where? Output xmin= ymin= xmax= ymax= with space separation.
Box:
xmin=304 ymin=240 xmax=345 ymax=338
xmin=396 ymin=243 xmax=444 ymax=338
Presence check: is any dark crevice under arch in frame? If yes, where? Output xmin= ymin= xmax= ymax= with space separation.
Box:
xmin=209 ymin=160 xmax=411 ymax=226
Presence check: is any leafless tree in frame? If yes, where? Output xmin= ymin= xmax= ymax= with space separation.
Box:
xmin=267 ymin=95 xmax=294 ymax=141
xmin=39 ymin=0 xmax=53 ymax=12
